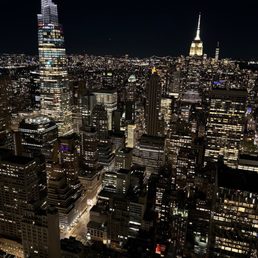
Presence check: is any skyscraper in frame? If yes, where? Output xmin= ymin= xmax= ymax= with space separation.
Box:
xmin=0 ymin=75 xmax=10 ymax=147
xmin=38 ymin=0 xmax=72 ymax=136
xmin=133 ymin=134 xmax=165 ymax=176
xmin=210 ymin=163 xmax=258 ymax=257
xmin=47 ymin=162 xmax=82 ymax=229
xmin=145 ymin=68 xmax=162 ymax=136
xmin=0 ymin=155 xmax=40 ymax=240
xmin=58 ymin=133 xmax=81 ymax=188
xmin=125 ymin=74 xmax=137 ymax=122
xmin=19 ymin=116 xmax=58 ymax=159
xmin=189 ymin=13 xmax=203 ymax=57
xmin=22 ymin=207 xmax=61 ymax=258
xmin=0 ymin=152 xmax=61 ymax=258
xmin=92 ymin=89 xmax=118 ymax=131
xmin=91 ymin=104 xmax=109 ymax=141
xmin=215 ymin=41 xmax=220 ymax=61
xmin=205 ymin=88 xmax=247 ymax=168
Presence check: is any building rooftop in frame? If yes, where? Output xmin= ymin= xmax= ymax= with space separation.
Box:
xmin=181 ymin=90 xmax=201 ymax=103
xmin=91 ymin=204 xmax=108 ymax=214
xmin=210 ymin=88 xmax=247 ymax=99
xmin=87 ymin=221 xmax=107 ymax=231
xmin=239 ymin=153 xmax=258 ymax=162
xmin=139 ymin=134 xmax=165 ymax=149
xmin=92 ymin=88 xmax=117 ymax=94
xmin=117 ymin=147 xmax=133 ymax=154
xmin=20 ymin=115 xmax=57 ymax=131
xmin=0 ymin=148 xmax=12 ymax=161
xmin=2 ymin=155 xmax=35 ymax=166
xmin=24 ymin=116 xmax=51 ymax=125
xmin=98 ymin=190 xmax=119 ymax=200
xmin=61 ymin=237 xmax=84 ymax=255
xmin=58 ymin=132 xmax=78 ymax=141
xmin=218 ymin=164 xmax=258 ymax=194
xmin=128 ymin=74 xmax=137 ymax=83
xmin=117 ymin=168 xmax=131 ymax=176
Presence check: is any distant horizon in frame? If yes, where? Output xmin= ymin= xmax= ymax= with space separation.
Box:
xmin=1 ymin=51 xmax=258 ymax=62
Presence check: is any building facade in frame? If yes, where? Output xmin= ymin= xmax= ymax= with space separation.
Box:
xmin=38 ymin=0 xmax=72 ymax=135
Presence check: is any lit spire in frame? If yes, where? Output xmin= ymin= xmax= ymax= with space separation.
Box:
xmin=195 ymin=12 xmax=201 ymax=41
xmin=152 ymin=67 xmax=157 ymax=74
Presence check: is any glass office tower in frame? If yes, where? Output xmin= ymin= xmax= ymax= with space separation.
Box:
xmin=38 ymin=0 xmax=72 ymax=135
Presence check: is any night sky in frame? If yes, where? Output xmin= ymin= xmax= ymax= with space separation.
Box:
xmin=1 ymin=0 xmax=258 ymax=59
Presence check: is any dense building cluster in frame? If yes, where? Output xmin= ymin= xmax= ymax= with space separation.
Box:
xmin=0 ymin=0 xmax=258 ymax=257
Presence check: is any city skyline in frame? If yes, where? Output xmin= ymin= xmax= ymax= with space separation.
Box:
xmin=1 ymin=0 xmax=258 ymax=59
xmin=0 ymin=0 xmax=258 ymax=256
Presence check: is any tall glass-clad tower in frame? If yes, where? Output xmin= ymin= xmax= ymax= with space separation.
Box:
xmin=38 ymin=0 xmax=72 ymax=135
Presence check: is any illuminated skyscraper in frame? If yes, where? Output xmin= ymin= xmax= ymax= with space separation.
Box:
xmin=215 ymin=41 xmax=220 ymax=61
xmin=125 ymin=74 xmax=137 ymax=122
xmin=0 ymin=155 xmax=40 ymax=240
xmin=189 ymin=13 xmax=203 ymax=57
xmin=38 ymin=0 xmax=72 ymax=136
xmin=0 ymin=151 xmax=61 ymax=257
xmin=205 ymin=88 xmax=247 ymax=168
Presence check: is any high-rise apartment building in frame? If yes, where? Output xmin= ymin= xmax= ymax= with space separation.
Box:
xmin=38 ymin=0 xmax=72 ymax=135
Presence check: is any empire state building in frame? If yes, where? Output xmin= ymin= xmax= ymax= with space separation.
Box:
xmin=38 ymin=0 xmax=72 ymax=135
xmin=189 ymin=13 xmax=203 ymax=57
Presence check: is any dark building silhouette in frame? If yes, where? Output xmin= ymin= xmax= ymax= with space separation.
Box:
xmin=91 ymin=104 xmax=109 ymax=141
xmin=145 ymin=69 xmax=162 ymax=136
xmin=58 ymin=133 xmax=80 ymax=188
xmin=0 ymin=75 xmax=11 ymax=147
